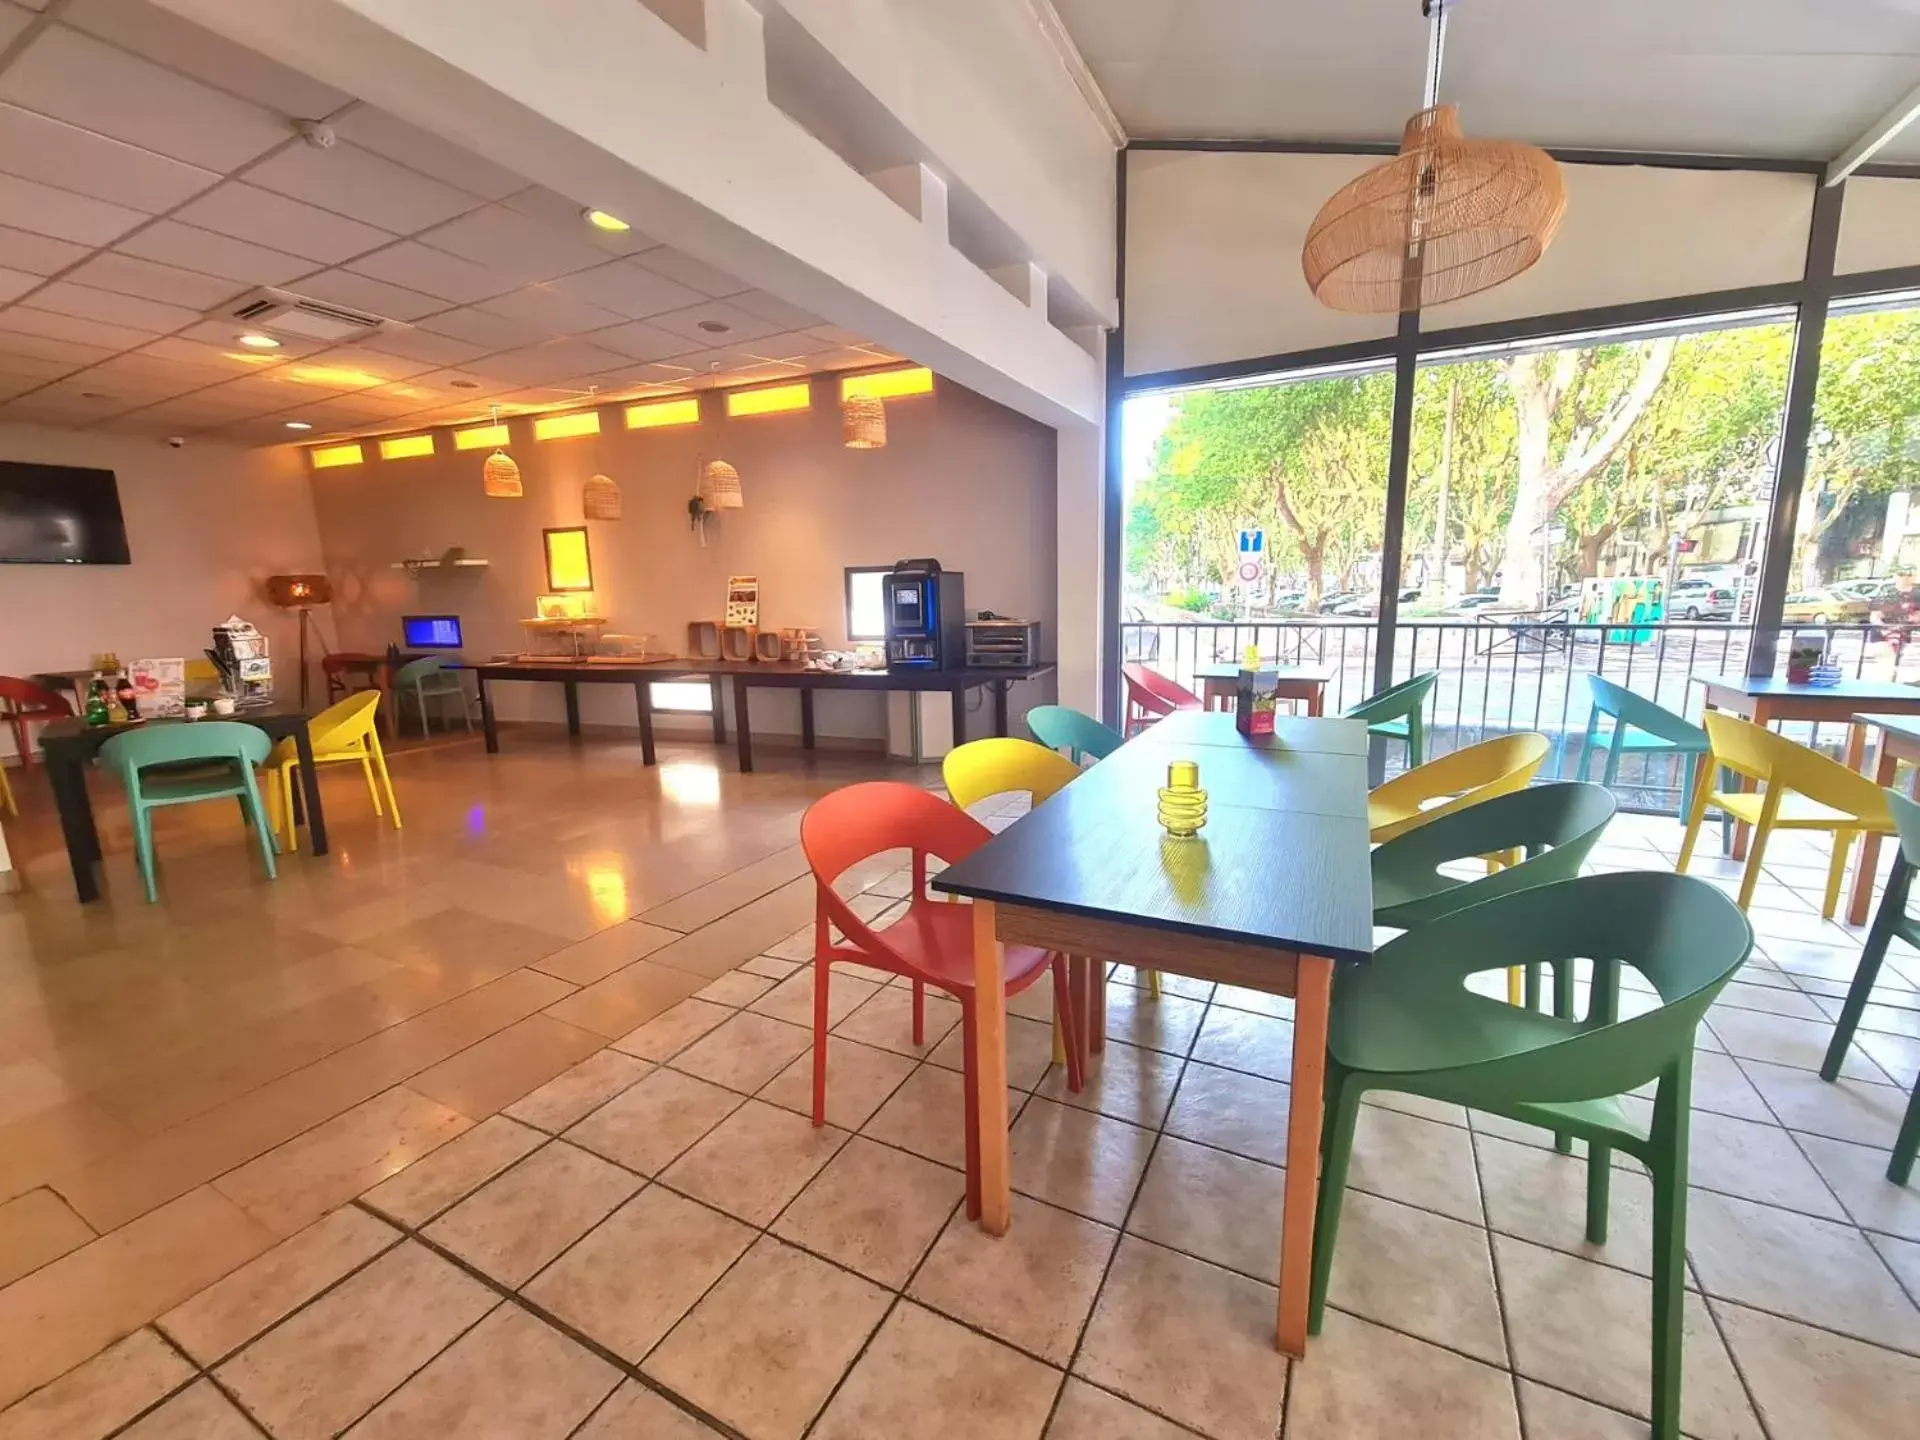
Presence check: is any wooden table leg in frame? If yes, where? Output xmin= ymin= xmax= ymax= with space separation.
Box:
xmin=634 ymin=682 xmax=657 ymax=767
xmin=800 ymin=688 xmax=816 ymax=750
xmin=480 ymin=676 xmax=499 ymax=753
xmin=1308 ymin=683 xmax=1324 ymax=718
xmin=971 ymin=899 xmax=1011 ymax=1235
xmin=1850 ymin=738 xmax=1899 ymax=925
xmin=709 ymin=677 xmax=728 ymax=745
xmin=563 ymin=681 xmax=582 ymax=738
xmin=1277 ymin=951 xmax=1333 ymax=1357
xmin=733 ymin=676 xmax=754 ymax=773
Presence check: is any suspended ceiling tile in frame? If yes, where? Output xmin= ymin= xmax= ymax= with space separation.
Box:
xmin=418 ymin=204 xmax=610 ymax=284
xmin=0 ymin=350 xmax=72 ymax=381
xmin=0 ymin=330 xmax=114 ymax=366
xmin=26 ymin=281 xmax=199 ymax=334
xmin=388 ymin=368 xmax=510 ymax=406
xmin=0 ymin=304 xmax=155 ymax=350
xmin=0 ymin=5 xmax=29 ymax=47
xmin=806 ymin=324 xmax=866 ymax=347
xmin=65 ymin=252 xmax=246 ymax=311
xmin=0 ymin=266 xmax=35 ymax=304
xmin=329 ymin=107 xmax=527 ymax=202
xmin=356 ymin=325 xmax=486 ymax=368
xmin=0 ymin=171 xmax=147 ymax=247
xmin=464 ymin=338 xmax=632 ymax=386
xmin=0 ymin=25 xmax=289 ymax=171
xmin=124 ymin=392 xmax=281 ymax=425
xmin=33 ymin=372 xmax=182 ymax=407
xmin=809 ymin=345 xmax=904 ymax=370
xmin=0 ymin=102 xmax=220 ymax=212
xmin=245 ymin=141 xmax=483 ymax=235
xmin=631 ymin=246 xmax=750 ymax=298
xmin=85 ymin=350 xmax=232 ymax=387
xmin=730 ymin=289 xmax=825 ymax=330
xmin=0 ymin=224 xmax=88 ymax=276
xmin=139 ymin=334 xmax=292 ymax=373
xmin=647 ymin=299 xmax=787 ymax=345
xmin=174 ymin=317 xmax=331 ymax=357
xmin=501 ymin=185 xmax=659 ymax=254
xmin=116 ymin=220 xmax=316 ymax=288
xmin=549 ymin=259 xmax=703 ymax=321
xmin=415 ymin=306 xmax=549 ymax=350
xmin=174 ymin=181 xmax=398 ymax=265
xmin=588 ymin=318 xmax=691 ymax=363
xmin=475 ymin=284 xmax=624 ymax=337
xmin=296 ymin=268 xmax=448 ymax=324
xmin=295 ymin=343 xmax=437 ymax=383
xmin=347 ymin=240 xmax=521 ymax=305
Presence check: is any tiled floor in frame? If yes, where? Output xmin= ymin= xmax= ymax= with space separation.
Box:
xmin=2 ymin=728 xmax=1919 ymax=1437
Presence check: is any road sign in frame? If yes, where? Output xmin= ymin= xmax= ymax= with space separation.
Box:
xmin=1237 ymin=559 xmax=1263 ymax=585
xmin=1238 ymin=529 xmax=1265 ymax=555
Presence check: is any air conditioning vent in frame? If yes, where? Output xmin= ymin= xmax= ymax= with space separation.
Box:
xmin=217 ymin=287 xmax=400 ymax=343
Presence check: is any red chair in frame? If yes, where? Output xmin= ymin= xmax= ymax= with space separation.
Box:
xmin=801 ymin=782 xmax=1082 ymax=1218
xmin=0 ymin=676 xmax=73 ymax=768
xmin=1121 ymin=662 xmax=1202 ymax=736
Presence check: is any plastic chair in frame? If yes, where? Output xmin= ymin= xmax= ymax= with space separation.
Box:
xmin=1820 ymin=787 xmax=1920 ymax=1184
xmin=1026 ymin=705 xmax=1122 ymax=765
xmin=1121 ymin=663 xmax=1202 ymax=737
xmin=1571 ymin=676 xmax=1712 ymax=816
xmin=393 ymin=655 xmax=473 ymax=735
xmin=97 ymin=722 xmax=279 ymax=903
xmin=262 ymin=690 xmax=401 ymax=852
xmin=1676 ymin=712 xmax=1893 ymax=919
xmin=1344 ymin=671 xmax=1439 ymax=768
xmin=1309 ymin=872 xmax=1753 ymax=1440
xmin=801 ymin=782 xmax=1082 ymax=1218
xmin=1367 ymin=731 xmax=1550 ymax=843
xmin=0 ymin=675 xmax=73 ymax=771
xmin=0 ymin=754 xmax=12 ymax=816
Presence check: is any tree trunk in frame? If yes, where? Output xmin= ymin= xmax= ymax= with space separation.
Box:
xmin=1578 ymin=531 xmax=1608 ymax=578
xmin=1303 ymin=544 xmax=1325 ymax=610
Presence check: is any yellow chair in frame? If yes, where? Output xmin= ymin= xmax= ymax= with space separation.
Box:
xmin=1368 ymin=732 xmax=1551 ymax=844
xmin=0 ymin=758 xmax=14 ymax=815
xmin=1677 ymin=712 xmax=1893 ymax=919
xmin=264 ymin=690 xmax=401 ymax=851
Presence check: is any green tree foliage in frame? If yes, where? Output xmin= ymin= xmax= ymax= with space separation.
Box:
xmin=1800 ymin=309 xmax=1920 ymax=586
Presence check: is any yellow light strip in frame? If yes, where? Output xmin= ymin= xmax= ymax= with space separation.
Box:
xmin=533 ymin=409 xmax=602 ymax=441
xmin=726 ymin=381 xmax=812 ymax=417
xmin=377 ymin=433 xmax=435 ymax=460
xmin=309 ymin=443 xmax=364 ymax=469
xmin=625 ymin=397 xmax=702 ymax=429
xmin=453 ymin=423 xmax=509 ymax=450
xmin=841 ymin=366 xmax=934 ymax=401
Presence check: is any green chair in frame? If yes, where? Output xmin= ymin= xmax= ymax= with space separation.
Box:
xmin=393 ymin=655 xmax=473 ymax=735
xmin=1820 ymin=786 xmax=1920 ymax=1185
xmin=1026 ymin=705 xmax=1122 ymax=764
xmin=98 ymin=722 xmax=279 ymax=903
xmin=1310 ymin=872 xmax=1753 ymax=1440
xmin=1572 ymin=675 xmax=1712 ymax=818
xmin=1344 ymin=671 xmax=1438 ymax=767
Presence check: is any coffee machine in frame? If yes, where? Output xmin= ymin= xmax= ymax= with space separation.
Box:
xmin=883 ymin=558 xmax=966 ymax=670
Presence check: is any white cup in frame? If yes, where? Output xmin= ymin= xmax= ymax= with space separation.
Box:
xmin=212 ymin=696 xmax=237 ymax=716
xmin=184 ymin=701 xmax=208 ymax=720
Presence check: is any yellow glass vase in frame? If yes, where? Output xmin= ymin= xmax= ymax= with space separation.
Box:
xmin=1157 ymin=759 xmax=1208 ymax=837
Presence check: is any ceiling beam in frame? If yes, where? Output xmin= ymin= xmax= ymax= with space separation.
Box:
xmin=1827 ymin=78 xmax=1920 ymax=186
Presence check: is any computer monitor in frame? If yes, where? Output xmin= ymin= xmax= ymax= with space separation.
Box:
xmin=402 ymin=614 xmax=463 ymax=649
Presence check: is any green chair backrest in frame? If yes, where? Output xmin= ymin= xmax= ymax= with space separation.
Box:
xmin=1357 ymin=872 xmax=1752 ymax=1104
xmin=1345 ymin=670 xmax=1439 ymax=725
xmin=1586 ymin=675 xmax=1706 ymax=748
xmin=1026 ymin=705 xmax=1122 ymax=764
xmin=1371 ymin=781 xmax=1616 ymax=926
xmin=393 ymin=655 xmax=449 ymax=687
xmin=99 ymin=721 xmax=271 ymax=777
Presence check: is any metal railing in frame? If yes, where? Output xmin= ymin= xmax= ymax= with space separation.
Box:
xmin=1120 ymin=616 xmax=1920 ymax=812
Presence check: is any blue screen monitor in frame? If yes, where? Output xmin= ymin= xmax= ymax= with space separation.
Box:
xmin=402 ymin=614 xmax=463 ymax=649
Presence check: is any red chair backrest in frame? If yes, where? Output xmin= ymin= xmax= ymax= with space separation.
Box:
xmin=0 ymin=676 xmax=72 ymax=714
xmin=800 ymin=782 xmax=989 ymax=956
xmin=1122 ymin=663 xmax=1199 ymax=717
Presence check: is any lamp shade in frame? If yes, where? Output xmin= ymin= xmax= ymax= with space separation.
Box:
xmin=842 ymin=394 xmax=886 ymax=449
xmin=701 ymin=459 xmax=743 ymax=510
xmin=483 ymin=448 xmax=523 ymax=498
xmin=1302 ymin=105 xmax=1565 ymax=314
xmin=265 ymin=573 xmax=332 ymax=607
xmin=582 ymin=472 xmax=621 ymax=520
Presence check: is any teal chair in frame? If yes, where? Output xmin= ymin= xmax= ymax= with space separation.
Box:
xmin=393 ymin=655 xmax=473 ymax=735
xmin=98 ymin=722 xmax=278 ymax=903
xmin=1821 ymin=786 xmax=1920 ymax=1184
xmin=1572 ymin=675 xmax=1712 ymax=817
xmin=1310 ymin=872 xmax=1753 ymax=1440
xmin=1344 ymin=671 xmax=1438 ymax=767
xmin=1026 ymin=705 xmax=1122 ymax=764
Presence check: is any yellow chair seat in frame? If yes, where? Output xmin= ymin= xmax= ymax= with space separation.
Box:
xmin=1711 ymin=789 xmax=1894 ymax=833
xmin=264 ymin=690 xmax=401 ymax=851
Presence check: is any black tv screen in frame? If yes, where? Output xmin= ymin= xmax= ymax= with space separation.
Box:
xmin=0 ymin=461 xmax=131 ymax=564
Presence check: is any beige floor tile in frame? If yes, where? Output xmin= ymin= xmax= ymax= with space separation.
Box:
xmin=346 ymin=1302 xmax=621 ymax=1439
xmin=812 ymin=1301 xmax=1062 ymax=1440
xmin=1322 ymin=1189 xmax=1507 ymax=1366
xmin=1346 ymin=1104 xmax=1484 ymax=1225
xmin=759 ymin=1035 xmax=917 ymax=1130
xmin=0 ymin=1190 xmax=92 ymax=1289
xmin=363 ymin=907 xmax=564 ymax=985
xmin=611 ymin=998 xmax=735 ymax=1062
xmin=1714 ymin=980 xmax=1828 ymax=1020
xmin=1126 ymin=1134 xmax=1283 ymax=1282
xmin=749 ymin=966 xmax=882 ymax=1030
xmin=543 ymin=961 xmax=709 ymax=1039
xmin=1740 ymin=1059 xmax=1913 ymax=1147
xmin=741 ymin=954 xmax=802 ymax=980
xmin=1473 ymin=1132 xmax=1655 ymax=1276
xmin=215 ymin=1241 xmax=496 ymax=1440
xmin=1679 ymin=1051 xmax=1776 ymax=1124
xmin=409 ymin=1015 xmax=607 ymax=1119
xmin=525 ymin=1184 xmax=754 ymax=1362
xmin=1036 ymin=1039 xmax=1182 ymax=1130
xmin=0 ymin=1061 xmax=73 ymax=1132
xmin=1687 ymin=1186 xmax=1920 ymax=1351
xmin=693 ymin=970 xmax=777 ymax=1007
xmin=1210 ymin=983 xmax=1290 ymax=1019
xmin=360 ymin=1114 xmax=546 ymax=1226
xmin=0 ymin=1329 xmax=191 ymax=1440
xmin=116 ymin=1378 xmax=259 ymax=1440
xmin=644 ymin=882 xmax=816 ymax=980
xmin=1494 ymin=1234 xmax=1761 ymax=1440
xmin=0 ymin=1186 xmax=273 ymax=1410
xmin=1686 ymin=1108 xmax=1849 ymax=1219
xmin=160 ymin=1205 xmax=398 ymax=1364
xmin=565 ymin=1068 xmax=744 ymax=1175
xmin=770 ymin=1137 xmax=962 ymax=1287
xmin=832 ymin=984 xmax=962 ymax=1058
xmin=1797 ymin=1133 xmax=1920 ymax=1240
xmin=911 ymin=1194 xmax=1117 ymax=1364
xmin=928 ymin=1013 xmax=1062 ymax=1091
xmin=1103 ymin=985 xmax=1206 ymax=1055
xmin=1705 ymin=1006 xmax=1890 ymax=1082
xmin=661 ymin=1098 xmax=848 ymax=1226
xmin=533 ymin=922 xmax=681 ymax=986
xmin=1513 ymin=1381 xmax=1649 ymax=1439
xmin=1872 ymin=1231 xmax=1920 ymax=1292
xmin=1044 ymin=1378 xmax=1194 ymax=1439
xmin=573 ymin=1380 xmax=724 ymax=1438
xmin=1188 ymin=1007 xmax=1295 ymax=1082
xmin=641 ymin=847 xmax=809 ymax=932
xmin=643 ymin=1236 xmax=891 ymax=1440
xmin=1162 ymin=1061 xmax=1291 ymax=1168
xmin=670 ymin=1011 xmax=815 ymax=1095
xmin=1009 ymin=1097 xmax=1155 ymax=1226
xmin=1075 ymin=1238 xmax=1286 ymax=1440
xmin=1716 ymin=1297 xmax=1920 ymax=1440
xmin=1285 ymin=1309 xmax=1520 ymax=1440
xmin=213 ymin=1086 xmax=472 ymax=1237
xmin=426 ymin=1141 xmax=640 ymax=1287
xmin=0 ymin=1099 xmax=138 ymax=1211
xmin=504 ymin=1049 xmax=652 ymax=1132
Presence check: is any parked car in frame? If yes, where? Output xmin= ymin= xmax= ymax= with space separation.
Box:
xmin=1447 ymin=591 xmax=1505 ymax=615
xmin=1781 ymin=589 xmax=1872 ymax=624
xmin=1674 ymin=585 xmax=1737 ymax=621
xmin=1831 ymin=575 xmax=1902 ymax=604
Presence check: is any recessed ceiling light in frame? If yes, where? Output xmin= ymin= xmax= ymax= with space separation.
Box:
xmin=697 ymin=319 xmax=731 ymax=334
xmin=584 ymin=209 xmax=631 ymax=232
xmin=449 ymin=379 xmax=481 ymax=390
xmin=237 ymin=333 xmax=281 ymax=349
xmin=285 ymin=420 xmax=313 ymax=430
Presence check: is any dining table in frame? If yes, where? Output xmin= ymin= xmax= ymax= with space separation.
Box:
xmin=933 ymin=708 xmax=1374 ymax=1356
xmin=1192 ymin=662 xmax=1337 ymax=717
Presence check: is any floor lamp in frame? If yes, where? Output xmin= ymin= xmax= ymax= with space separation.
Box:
xmin=265 ymin=574 xmax=333 ymax=710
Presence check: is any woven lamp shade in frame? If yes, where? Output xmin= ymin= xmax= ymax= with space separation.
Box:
xmin=582 ymin=472 xmax=621 ymax=520
xmin=701 ymin=459 xmax=743 ymax=510
xmin=842 ymin=394 xmax=886 ymax=449
xmin=1303 ymin=105 xmax=1565 ymax=314
xmin=483 ymin=448 xmax=522 ymax=498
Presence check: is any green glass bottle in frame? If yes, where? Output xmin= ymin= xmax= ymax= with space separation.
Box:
xmin=84 ymin=680 xmax=110 ymax=728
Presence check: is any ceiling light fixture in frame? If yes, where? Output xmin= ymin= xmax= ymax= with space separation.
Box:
xmin=584 ymin=209 xmax=631 ymax=232
xmin=1301 ymin=0 xmax=1565 ymax=313
xmin=482 ymin=404 xmax=522 ymax=498
xmin=237 ymin=333 xmax=282 ymax=349
xmin=842 ymin=394 xmax=886 ymax=449
xmin=449 ymin=379 xmax=481 ymax=389
xmin=697 ymin=319 xmax=731 ymax=334
xmin=285 ymin=420 xmax=313 ymax=431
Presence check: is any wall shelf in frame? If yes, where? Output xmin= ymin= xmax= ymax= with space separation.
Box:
xmin=391 ymin=558 xmax=490 ymax=572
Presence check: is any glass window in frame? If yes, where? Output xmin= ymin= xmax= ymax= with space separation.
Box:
xmin=846 ymin=566 xmax=889 ymax=641
xmin=651 ymin=682 xmax=712 ymax=712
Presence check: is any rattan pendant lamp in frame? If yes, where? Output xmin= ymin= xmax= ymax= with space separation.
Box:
xmin=1302 ymin=0 xmax=1565 ymax=313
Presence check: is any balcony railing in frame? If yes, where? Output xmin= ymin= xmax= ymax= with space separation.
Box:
xmin=1120 ymin=616 xmax=1920 ymax=813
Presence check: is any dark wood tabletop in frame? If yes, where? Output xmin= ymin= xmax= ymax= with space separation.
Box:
xmin=472 ymin=658 xmax=1053 ymax=689
xmin=39 ymin=699 xmax=313 ymax=759
xmin=1098 ymin=731 xmax=1370 ymax=820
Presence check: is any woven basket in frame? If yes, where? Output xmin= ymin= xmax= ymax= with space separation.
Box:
xmin=701 ymin=459 xmax=743 ymax=510
xmin=583 ymin=472 xmax=621 ymax=520
xmin=842 ymin=395 xmax=886 ymax=449
xmin=483 ymin=449 xmax=522 ymax=498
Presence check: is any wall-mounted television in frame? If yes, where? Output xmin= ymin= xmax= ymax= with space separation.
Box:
xmin=0 ymin=461 xmax=131 ymax=564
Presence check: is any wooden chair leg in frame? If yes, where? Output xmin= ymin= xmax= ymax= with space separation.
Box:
xmin=1051 ymin=956 xmax=1084 ymax=1092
